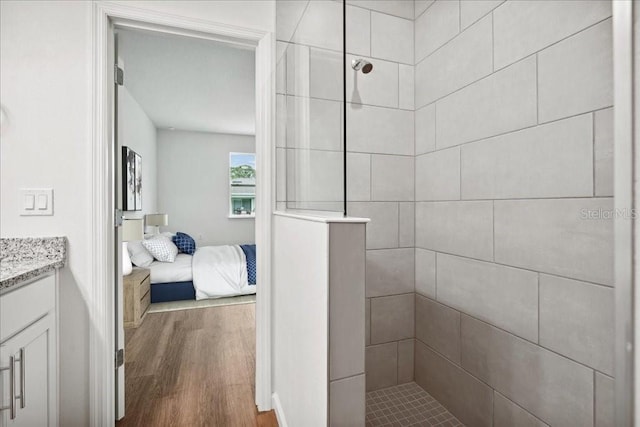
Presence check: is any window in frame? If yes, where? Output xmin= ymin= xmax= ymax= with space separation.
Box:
xmin=229 ymin=152 xmax=256 ymax=218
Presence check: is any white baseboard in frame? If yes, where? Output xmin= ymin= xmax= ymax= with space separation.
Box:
xmin=272 ymin=393 xmax=288 ymax=427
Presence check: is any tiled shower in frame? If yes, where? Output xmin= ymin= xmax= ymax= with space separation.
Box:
xmin=276 ymin=1 xmax=614 ymax=425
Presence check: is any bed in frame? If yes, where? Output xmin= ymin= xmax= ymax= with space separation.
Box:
xmin=148 ymin=244 xmax=256 ymax=303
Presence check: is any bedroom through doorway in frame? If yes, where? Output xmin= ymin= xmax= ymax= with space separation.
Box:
xmin=112 ymin=26 xmax=270 ymax=425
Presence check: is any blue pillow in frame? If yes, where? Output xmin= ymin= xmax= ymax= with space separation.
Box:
xmin=172 ymin=232 xmax=196 ymax=255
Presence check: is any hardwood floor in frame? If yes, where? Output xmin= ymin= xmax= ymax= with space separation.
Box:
xmin=116 ymin=303 xmax=277 ymax=427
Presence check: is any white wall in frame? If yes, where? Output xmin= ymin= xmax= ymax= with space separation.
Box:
xmin=119 ymin=86 xmax=157 ymax=218
xmin=0 ymin=1 xmax=274 ymax=425
xmin=157 ymin=129 xmax=255 ymax=246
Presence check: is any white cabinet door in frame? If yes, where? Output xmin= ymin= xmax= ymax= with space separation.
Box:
xmin=0 ymin=313 xmax=56 ymax=427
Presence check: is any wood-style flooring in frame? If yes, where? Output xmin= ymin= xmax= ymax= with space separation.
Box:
xmin=116 ymin=303 xmax=278 ymax=427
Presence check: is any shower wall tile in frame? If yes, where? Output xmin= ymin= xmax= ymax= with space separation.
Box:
xmin=366 ymin=248 xmax=414 ymax=297
xmin=370 ymin=293 xmax=414 ymax=344
xmin=276 ymin=0 xmax=308 ymax=43
xmin=539 ymin=274 xmax=614 ymax=375
xmin=415 ymin=341 xmax=493 ymax=427
xmin=415 ymin=14 xmax=493 ymax=108
xmin=346 ymin=5 xmax=371 ymax=56
xmin=435 ymin=55 xmax=537 ymax=149
xmin=415 ymin=103 xmax=436 ymax=154
xmin=460 ymin=0 xmax=504 ymax=30
xmin=415 ymin=201 xmax=493 ymax=261
xmin=414 ymin=0 xmax=434 ymax=19
xmin=415 ymin=295 xmax=461 ymax=365
xmin=595 ymin=107 xmax=614 ymax=197
xmin=371 ymin=12 xmax=413 ymax=65
xmin=415 ymin=248 xmax=436 ymax=298
xmin=494 ymin=198 xmax=614 ymax=285
xmin=365 ymin=298 xmax=371 ymax=345
xmin=366 ymin=342 xmax=398 ymax=391
xmin=286 ymin=96 xmax=342 ymax=151
xmin=347 ymin=152 xmax=371 ymax=201
xmin=397 ymin=339 xmax=414 ymax=383
xmin=398 ymin=64 xmax=414 ymax=110
xmin=286 ymin=149 xmax=343 ymax=202
xmin=538 ymin=19 xmax=613 ymax=123
xmin=291 ymin=0 xmax=342 ymax=51
xmin=371 ymin=155 xmax=414 ymax=201
xmin=276 ymin=148 xmax=286 ymax=202
xmin=276 ymin=42 xmax=287 ymax=94
xmin=348 ymin=202 xmax=399 ymax=249
xmin=415 ymin=147 xmax=460 ymax=201
xmin=348 ymin=0 xmax=414 ymax=20
xmin=461 ymin=114 xmax=594 ymax=199
xmin=276 ymin=95 xmax=286 ymax=148
xmin=347 ymin=104 xmax=414 ymax=155
xmin=595 ymin=373 xmax=614 ymax=427
xmin=330 ymin=375 xmax=366 ymax=426
xmin=415 ymin=0 xmax=460 ymax=63
xmin=461 ymin=316 xmax=594 ymax=427
xmin=398 ymin=202 xmax=415 ymax=247
xmin=346 ymin=54 xmax=399 ymax=108
xmin=309 ymin=47 xmax=343 ymax=101
xmin=493 ymin=0 xmax=611 ymax=69
xmin=493 ymin=392 xmax=549 ymax=427
xmin=437 ymin=253 xmax=538 ymax=342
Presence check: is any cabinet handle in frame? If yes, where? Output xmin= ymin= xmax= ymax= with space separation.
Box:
xmin=19 ymin=348 xmax=25 ymax=409
xmin=0 ymin=356 xmax=16 ymax=419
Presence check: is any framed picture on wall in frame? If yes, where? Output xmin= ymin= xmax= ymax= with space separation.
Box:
xmin=122 ymin=146 xmax=142 ymax=211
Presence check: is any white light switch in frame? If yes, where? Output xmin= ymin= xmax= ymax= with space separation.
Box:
xmin=20 ymin=189 xmax=53 ymax=216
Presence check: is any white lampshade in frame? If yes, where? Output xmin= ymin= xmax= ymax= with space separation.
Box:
xmin=122 ymin=219 xmax=144 ymax=242
xmin=145 ymin=213 xmax=168 ymax=227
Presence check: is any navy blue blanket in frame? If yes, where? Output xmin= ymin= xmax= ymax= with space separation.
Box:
xmin=240 ymin=244 xmax=257 ymax=285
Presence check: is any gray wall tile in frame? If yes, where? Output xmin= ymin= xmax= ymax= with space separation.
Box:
xmin=538 ymin=19 xmax=613 ymax=123
xmin=276 ymin=1 xmax=308 ymax=43
xmin=416 ymin=15 xmax=493 ymax=108
xmin=309 ymin=47 xmax=343 ymax=101
xmin=461 ymin=315 xmax=594 ymax=427
xmin=286 ymin=149 xmax=343 ymax=203
xmin=371 ymin=12 xmax=413 ymax=64
xmin=436 ymin=56 xmax=537 ymax=149
xmin=415 ymin=295 xmax=461 ymax=364
xmin=349 ymin=202 xmax=398 ymax=249
xmin=371 ymin=155 xmax=415 ymax=201
xmin=461 ymin=114 xmax=594 ymax=199
xmin=415 ymin=0 xmax=435 ymax=19
xmin=595 ymin=373 xmax=614 ymax=427
xmin=366 ymin=248 xmax=415 ymax=298
xmin=460 ymin=0 xmax=504 ymax=30
xmin=330 ymin=375 xmax=366 ymax=426
xmin=371 ymin=293 xmax=415 ymax=344
xmin=399 ymin=64 xmax=414 ymax=111
xmin=415 ymin=341 xmax=493 ymax=427
xmin=365 ymin=297 xmax=371 ymax=346
xmin=366 ymin=342 xmax=397 ymax=391
xmin=291 ymin=0 xmax=341 ymax=51
xmin=346 ymin=54 xmax=399 ymax=109
xmin=493 ymin=0 xmax=611 ymax=69
xmin=286 ymin=96 xmax=342 ymax=151
xmin=595 ymin=107 xmax=614 ymax=197
xmin=397 ymin=339 xmax=414 ymax=384
xmin=494 ymin=392 xmax=549 ymax=427
xmin=415 ymin=248 xmax=436 ymax=298
xmin=416 ymin=201 xmax=493 ymax=261
xmin=416 ymin=147 xmax=460 ymax=201
xmin=437 ymin=254 xmax=538 ymax=342
xmin=415 ymin=0 xmax=460 ymax=63
xmin=415 ymin=103 xmax=436 ymax=155
xmin=348 ymin=0 xmax=414 ymax=20
xmin=347 ymin=104 xmax=414 ymax=155
xmin=539 ymin=274 xmax=614 ymax=375
xmin=347 ymin=152 xmax=371 ymax=202
xmin=399 ymin=202 xmax=415 ymax=248
xmin=346 ymin=5 xmax=370 ymax=56
xmin=494 ymin=198 xmax=614 ymax=285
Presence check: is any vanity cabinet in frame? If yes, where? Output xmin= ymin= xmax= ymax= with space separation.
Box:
xmin=0 ymin=273 xmax=57 ymax=427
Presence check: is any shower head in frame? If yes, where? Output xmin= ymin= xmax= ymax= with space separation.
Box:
xmin=351 ymin=58 xmax=373 ymax=74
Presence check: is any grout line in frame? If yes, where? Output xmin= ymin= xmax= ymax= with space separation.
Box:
xmin=536 ymin=53 xmax=540 ymax=124
xmin=537 ymin=273 xmax=540 ymax=344
xmin=492 ymin=200 xmax=495 ymax=261
xmin=592 ymin=112 xmax=597 ymax=197
xmin=414 ymin=0 xmax=438 ymax=21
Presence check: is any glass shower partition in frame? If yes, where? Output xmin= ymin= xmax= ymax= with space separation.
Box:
xmin=276 ymin=0 xmax=346 ymax=215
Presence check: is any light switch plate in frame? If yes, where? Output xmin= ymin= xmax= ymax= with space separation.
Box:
xmin=20 ymin=189 xmax=53 ymax=216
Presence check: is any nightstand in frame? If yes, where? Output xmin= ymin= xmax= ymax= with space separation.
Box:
xmin=124 ymin=267 xmax=151 ymax=328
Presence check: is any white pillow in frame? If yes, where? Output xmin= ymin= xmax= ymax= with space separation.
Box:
xmin=142 ymin=235 xmax=178 ymax=263
xmin=127 ymin=240 xmax=154 ymax=267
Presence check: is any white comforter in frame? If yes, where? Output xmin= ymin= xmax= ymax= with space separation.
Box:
xmin=192 ymin=245 xmax=254 ymax=300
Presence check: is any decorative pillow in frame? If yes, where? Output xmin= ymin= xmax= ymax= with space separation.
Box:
xmin=142 ymin=235 xmax=178 ymax=262
xmin=127 ymin=240 xmax=154 ymax=267
xmin=172 ymin=232 xmax=196 ymax=255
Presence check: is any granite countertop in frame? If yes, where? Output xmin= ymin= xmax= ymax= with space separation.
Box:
xmin=0 ymin=237 xmax=67 ymax=291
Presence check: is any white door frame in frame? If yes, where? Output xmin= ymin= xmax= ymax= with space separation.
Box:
xmin=90 ymin=2 xmax=274 ymax=424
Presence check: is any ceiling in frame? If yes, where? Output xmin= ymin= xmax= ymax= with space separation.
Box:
xmin=117 ymin=28 xmax=256 ymax=135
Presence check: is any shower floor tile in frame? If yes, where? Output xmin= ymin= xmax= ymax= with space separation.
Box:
xmin=366 ymin=382 xmax=464 ymax=427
